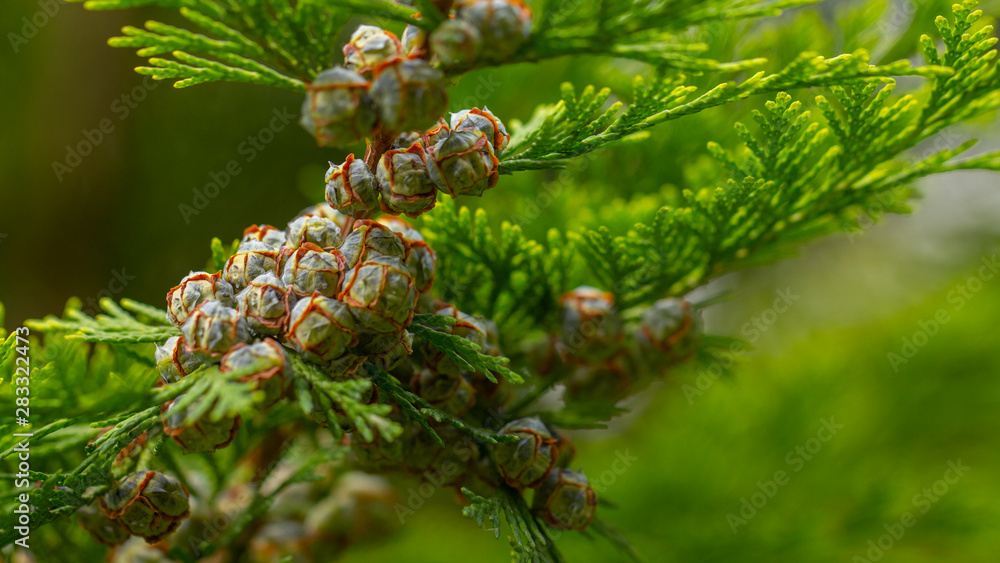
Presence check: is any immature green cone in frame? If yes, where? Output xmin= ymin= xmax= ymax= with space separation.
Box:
xmin=636 ymin=298 xmax=701 ymax=363
xmin=531 ymin=468 xmax=597 ymax=531
xmin=456 ymin=0 xmax=532 ymax=60
xmin=280 ymin=243 xmax=347 ymax=299
xmin=493 ymin=417 xmax=558 ymax=488
xmin=425 ymin=304 xmax=488 ymax=376
xmin=426 ymin=129 xmax=499 ymax=197
xmin=301 ymin=66 xmax=377 ymax=147
xmin=429 ymin=18 xmax=482 ymax=70
xmin=241 ymin=224 xmax=287 ymax=249
xmin=393 ymin=130 xmax=422 ymax=150
xmin=371 ymin=58 xmax=448 ymax=133
xmin=410 ymin=369 xmax=476 ymax=416
xmin=77 ymin=505 xmax=129 ymax=547
xmin=236 ymin=273 xmax=294 ymax=335
xmin=451 ymin=107 xmax=510 ymax=156
xmin=162 ymin=396 xmax=242 ymax=453
xmin=343 ymin=25 xmax=402 ymax=73
xmin=348 ymin=330 xmax=406 ymax=359
xmin=325 ymin=154 xmax=380 ymax=217
xmin=221 ymin=339 xmax=288 ymax=407
xmin=553 ymin=431 xmax=576 ymax=468
xmin=339 ymin=220 xmax=408 ymax=268
xmin=376 ymin=143 xmax=438 ymax=217
xmin=299 ymin=203 xmax=353 ymax=234
xmin=154 ymin=336 xmax=208 ymax=385
xmin=223 ymin=240 xmax=280 ymax=291
xmin=377 ymin=216 xmax=437 ymax=293
xmin=558 ymin=286 xmax=623 ymax=362
xmin=393 ymin=118 xmax=450 ymax=150
xmin=375 ymin=215 xmax=425 ymax=244
xmin=368 ymin=331 xmax=413 ymax=370
xmin=180 ymin=301 xmax=251 ymax=357
xmin=401 ymin=24 xmax=427 ymax=57
xmin=340 ymin=255 xmax=417 ymax=334
xmin=99 ymin=471 xmax=190 ymax=543
xmin=166 ymin=271 xmax=234 ymax=326
xmin=286 ymin=294 xmax=360 ymax=364
xmin=285 ymin=214 xmax=343 ymax=250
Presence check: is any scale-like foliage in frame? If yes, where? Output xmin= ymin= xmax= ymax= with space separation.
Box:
xmin=410 ymin=314 xmax=525 ymax=384
xmin=27 ymin=298 xmax=179 ymax=342
xmin=67 ymin=0 xmax=380 ymax=88
xmin=365 ymin=363 xmax=516 ymax=445
xmin=462 ymin=486 xmax=566 ymax=563
xmin=501 ymin=52 xmax=949 ymax=172
xmin=67 ymin=0 xmax=840 ymax=89
xmin=289 ymin=354 xmax=399 ymax=442
xmin=423 ymin=199 xmax=574 ymax=340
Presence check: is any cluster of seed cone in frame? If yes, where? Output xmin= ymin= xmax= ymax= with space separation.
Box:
xmin=343 ymin=298 xmax=600 ymax=532
xmin=71 ymin=2 xmax=708 ymax=552
xmin=301 ymin=6 xmax=528 ymax=219
xmin=152 ymin=204 xmax=442 ymax=455
xmin=300 ymin=1 xmax=531 ymax=148
xmin=531 ymin=287 xmax=703 ymax=404
xmin=77 ymin=256 xmax=700 ymax=553
xmin=323 ymin=106 xmax=508 ymax=219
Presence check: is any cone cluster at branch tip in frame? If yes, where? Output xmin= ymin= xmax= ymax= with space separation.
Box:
xmin=156 ymin=207 xmax=444 ymax=456
xmin=299 ymin=0 xmax=530 ymax=148
xmin=94 ymin=471 xmax=190 ymax=545
xmin=555 ymin=288 xmax=702 ymax=402
xmin=320 ymin=105 xmax=508 ymax=219
xmin=346 ymin=301 xmax=503 ymax=488
xmin=489 ymin=417 xmax=596 ymax=530
xmin=345 ymin=298 xmax=598 ymax=530
xmin=431 ymin=0 xmax=533 ymax=70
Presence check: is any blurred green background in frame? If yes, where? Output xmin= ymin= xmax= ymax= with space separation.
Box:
xmin=2 ymin=0 xmax=1000 ymax=561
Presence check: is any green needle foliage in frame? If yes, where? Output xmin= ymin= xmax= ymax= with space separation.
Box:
xmin=2 ymin=0 xmax=1000 ymax=561
xmin=462 ymin=486 xmax=565 ymax=563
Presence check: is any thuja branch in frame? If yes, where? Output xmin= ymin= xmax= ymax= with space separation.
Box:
xmin=500 ymin=52 xmax=950 ymax=172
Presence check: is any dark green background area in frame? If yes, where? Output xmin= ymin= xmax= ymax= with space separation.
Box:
xmin=2 ymin=0 xmax=1000 ymax=561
